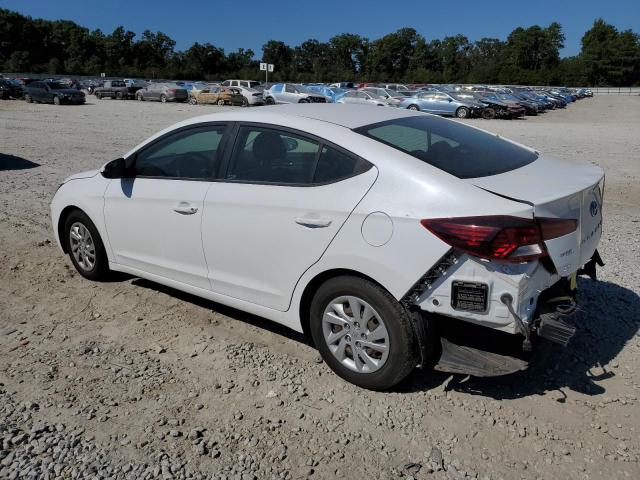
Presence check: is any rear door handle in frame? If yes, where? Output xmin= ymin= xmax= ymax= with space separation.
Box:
xmin=173 ymin=203 xmax=198 ymax=215
xmin=295 ymin=217 xmax=332 ymax=228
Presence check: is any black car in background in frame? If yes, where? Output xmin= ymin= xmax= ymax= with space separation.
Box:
xmin=24 ymin=80 xmax=85 ymax=105
xmin=0 ymin=78 xmax=23 ymax=99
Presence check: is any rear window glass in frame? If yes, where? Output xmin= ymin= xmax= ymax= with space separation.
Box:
xmin=354 ymin=116 xmax=537 ymax=179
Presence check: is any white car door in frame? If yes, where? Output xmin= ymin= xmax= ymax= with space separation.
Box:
xmin=104 ymin=124 xmax=229 ymax=289
xmin=201 ymin=124 xmax=377 ymax=311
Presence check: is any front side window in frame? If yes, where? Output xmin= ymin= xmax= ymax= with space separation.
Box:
xmin=285 ymin=84 xmax=296 ymax=93
xmin=355 ymin=116 xmax=537 ymax=179
xmin=226 ymin=127 xmax=319 ymax=184
xmin=134 ymin=126 xmax=226 ymax=179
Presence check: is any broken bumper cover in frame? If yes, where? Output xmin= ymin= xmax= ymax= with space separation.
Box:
xmin=409 ymin=250 xmax=603 ymax=346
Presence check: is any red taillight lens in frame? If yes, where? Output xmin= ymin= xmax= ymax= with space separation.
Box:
xmin=168 ymin=89 xmax=176 ymax=93
xmin=420 ymin=216 xmax=577 ymax=263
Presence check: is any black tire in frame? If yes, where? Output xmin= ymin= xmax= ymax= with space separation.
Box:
xmin=407 ymin=104 xmax=420 ymax=111
xmin=137 ymin=93 xmax=144 ymax=101
xmin=216 ymin=99 xmax=225 ymax=106
xmin=189 ymin=96 xmax=197 ymax=105
xmin=116 ymin=91 xmax=123 ymax=100
xmin=53 ymin=96 xmax=61 ymax=106
xmin=481 ymin=107 xmax=496 ymax=119
xmin=95 ymin=92 xmax=102 ymax=100
xmin=455 ymin=106 xmax=470 ymax=118
xmin=25 ymin=94 xmax=33 ymax=103
xmin=241 ymin=97 xmax=249 ymax=107
xmin=160 ymin=94 xmax=167 ymax=103
xmin=309 ymin=276 xmax=419 ymax=390
xmin=63 ymin=210 xmax=110 ymax=281
xmin=265 ymin=97 xmax=275 ymax=105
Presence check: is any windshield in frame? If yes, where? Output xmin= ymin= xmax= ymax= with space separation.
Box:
xmin=45 ymin=82 xmax=66 ymax=90
xmin=498 ymin=93 xmax=519 ymax=102
xmin=354 ymin=115 xmax=537 ymax=179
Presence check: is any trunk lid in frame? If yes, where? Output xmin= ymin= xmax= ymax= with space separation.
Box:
xmin=467 ymin=154 xmax=604 ymax=275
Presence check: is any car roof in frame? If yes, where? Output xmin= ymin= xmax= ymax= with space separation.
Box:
xmin=183 ymin=104 xmax=420 ymax=129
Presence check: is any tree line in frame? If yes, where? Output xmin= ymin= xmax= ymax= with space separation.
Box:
xmin=1 ymin=8 xmax=638 ymax=86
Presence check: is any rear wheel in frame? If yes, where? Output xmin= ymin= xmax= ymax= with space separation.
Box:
xmin=116 ymin=91 xmax=123 ymax=100
xmin=137 ymin=93 xmax=144 ymax=101
xmin=309 ymin=276 xmax=419 ymax=390
xmin=95 ymin=92 xmax=102 ymax=100
xmin=189 ymin=96 xmax=197 ymax=105
xmin=25 ymin=94 xmax=32 ymax=103
xmin=481 ymin=107 xmax=496 ymax=119
xmin=216 ymin=99 xmax=225 ymax=106
xmin=241 ymin=97 xmax=249 ymax=107
xmin=53 ymin=96 xmax=61 ymax=105
xmin=160 ymin=94 xmax=167 ymax=103
xmin=455 ymin=106 xmax=470 ymax=118
xmin=407 ymin=104 xmax=420 ymax=111
xmin=64 ymin=210 xmax=110 ymax=281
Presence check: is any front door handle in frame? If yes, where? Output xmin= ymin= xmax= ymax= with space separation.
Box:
xmin=295 ymin=217 xmax=332 ymax=228
xmin=173 ymin=203 xmax=198 ymax=215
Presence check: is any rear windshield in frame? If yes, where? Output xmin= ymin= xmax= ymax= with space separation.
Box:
xmin=354 ymin=115 xmax=538 ymax=179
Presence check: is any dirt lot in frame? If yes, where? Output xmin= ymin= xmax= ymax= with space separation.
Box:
xmin=1 ymin=96 xmax=639 ymax=480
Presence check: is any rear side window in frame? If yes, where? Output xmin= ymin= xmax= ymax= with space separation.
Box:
xmin=225 ymin=126 xmax=372 ymax=185
xmin=354 ymin=116 xmax=537 ymax=179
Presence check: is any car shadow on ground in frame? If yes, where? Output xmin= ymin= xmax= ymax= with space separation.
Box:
xmin=129 ymin=275 xmax=638 ymax=398
xmin=130 ymin=278 xmax=309 ymax=345
xmin=0 ymin=153 xmax=40 ymax=171
xmin=401 ymin=278 xmax=640 ymax=398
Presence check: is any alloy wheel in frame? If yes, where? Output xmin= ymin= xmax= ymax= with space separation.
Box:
xmin=322 ymin=296 xmax=390 ymax=374
xmin=69 ymin=222 xmax=96 ymax=271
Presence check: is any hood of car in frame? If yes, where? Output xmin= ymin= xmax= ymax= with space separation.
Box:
xmin=63 ymin=169 xmax=100 ymax=183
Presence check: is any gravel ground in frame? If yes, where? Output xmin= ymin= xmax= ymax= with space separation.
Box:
xmin=1 ymin=96 xmax=639 ymax=480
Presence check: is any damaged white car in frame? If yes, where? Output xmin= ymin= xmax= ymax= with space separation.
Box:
xmin=51 ymin=104 xmax=604 ymax=390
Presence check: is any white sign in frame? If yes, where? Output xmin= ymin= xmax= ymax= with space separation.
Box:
xmin=260 ymin=63 xmax=267 ymax=71
xmin=100 ymin=72 xmax=106 ymax=77
xmin=268 ymin=64 xmax=274 ymax=72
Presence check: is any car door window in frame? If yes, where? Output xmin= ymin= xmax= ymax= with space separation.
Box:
xmin=313 ymin=146 xmax=372 ymax=184
xmin=134 ymin=126 xmax=226 ymax=179
xmin=226 ymin=127 xmax=320 ymax=184
xmin=285 ymin=84 xmax=296 ymax=93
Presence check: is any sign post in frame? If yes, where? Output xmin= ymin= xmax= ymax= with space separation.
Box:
xmin=260 ymin=63 xmax=274 ymax=86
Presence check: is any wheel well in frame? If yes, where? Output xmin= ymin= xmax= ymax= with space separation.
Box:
xmin=297 ymin=268 xmax=389 ymax=344
xmin=57 ymin=206 xmax=82 ymax=253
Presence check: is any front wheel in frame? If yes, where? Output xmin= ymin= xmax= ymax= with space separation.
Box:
xmin=455 ymin=106 xmax=470 ymax=118
xmin=137 ymin=93 xmax=144 ymax=101
xmin=407 ymin=104 xmax=420 ymax=111
xmin=25 ymin=94 xmax=33 ymax=103
xmin=309 ymin=276 xmax=420 ymax=390
xmin=160 ymin=94 xmax=167 ymax=103
xmin=217 ymin=99 xmax=225 ymax=106
xmin=53 ymin=96 xmax=61 ymax=105
xmin=481 ymin=107 xmax=496 ymax=119
xmin=64 ymin=210 xmax=110 ymax=281
xmin=189 ymin=96 xmax=197 ymax=105
xmin=95 ymin=92 xmax=102 ymax=100
xmin=265 ymin=97 xmax=275 ymax=105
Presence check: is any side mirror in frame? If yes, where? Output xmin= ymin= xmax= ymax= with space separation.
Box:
xmin=101 ymin=158 xmax=129 ymax=179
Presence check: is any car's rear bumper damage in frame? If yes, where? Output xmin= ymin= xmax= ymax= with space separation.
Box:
xmin=406 ymin=249 xmax=604 ymax=375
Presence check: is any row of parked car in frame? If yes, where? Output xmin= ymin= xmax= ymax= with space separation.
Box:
xmin=1 ymin=74 xmax=592 ymax=119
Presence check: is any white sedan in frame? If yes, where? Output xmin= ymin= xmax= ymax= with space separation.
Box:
xmin=51 ymin=104 xmax=604 ymax=389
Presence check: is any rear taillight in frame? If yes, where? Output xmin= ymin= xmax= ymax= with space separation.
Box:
xmin=420 ymin=216 xmax=577 ymax=263
xmin=168 ymin=89 xmax=176 ymax=93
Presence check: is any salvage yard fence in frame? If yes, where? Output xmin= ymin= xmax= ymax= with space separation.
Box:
xmin=590 ymin=87 xmax=640 ymax=95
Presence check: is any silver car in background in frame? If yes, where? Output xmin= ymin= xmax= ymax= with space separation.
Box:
xmin=136 ymin=83 xmax=188 ymax=103
xmin=234 ymin=86 xmax=265 ymax=106
xmin=361 ymin=87 xmax=404 ymax=106
xmin=263 ymin=83 xmax=326 ymax=104
xmin=337 ymin=90 xmax=390 ymax=107
xmin=400 ymin=91 xmax=485 ymax=118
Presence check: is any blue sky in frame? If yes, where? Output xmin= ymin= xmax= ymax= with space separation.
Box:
xmin=3 ymin=0 xmax=639 ymax=57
